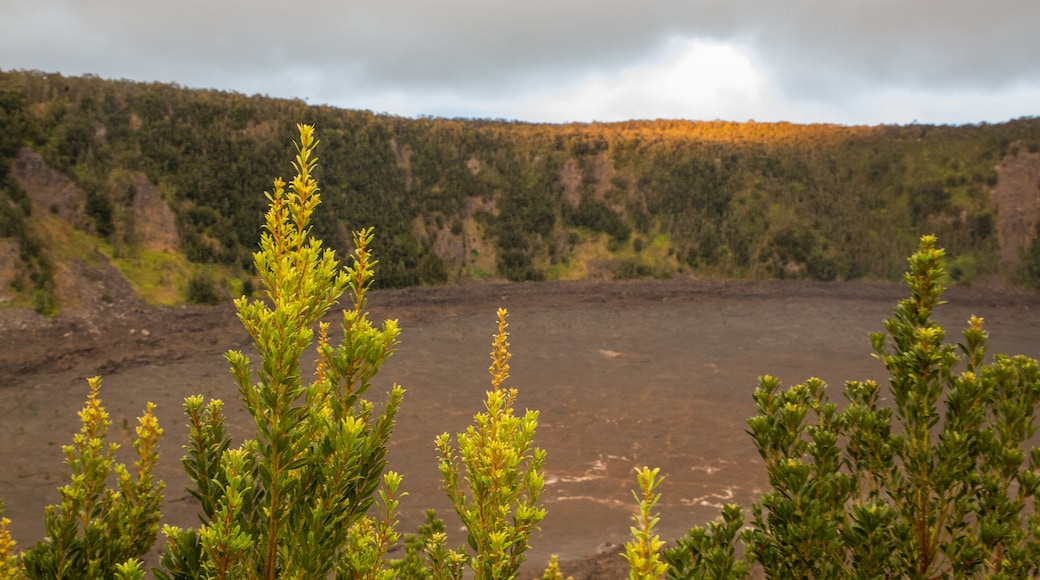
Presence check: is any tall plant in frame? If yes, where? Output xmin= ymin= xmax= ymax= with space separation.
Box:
xmin=435 ymin=308 xmax=548 ymax=580
xmin=622 ymin=467 xmax=669 ymax=580
xmin=668 ymin=235 xmax=1040 ymax=579
xmin=851 ymin=235 xmax=1040 ymax=577
xmin=156 ymin=124 xmax=405 ymax=579
xmin=14 ymin=378 xmax=163 ymax=580
xmin=0 ymin=503 xmax=16 ymax=580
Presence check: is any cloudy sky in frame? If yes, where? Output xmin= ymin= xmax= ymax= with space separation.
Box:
xmin=2 ymin=1 xmax=1039 ymax=126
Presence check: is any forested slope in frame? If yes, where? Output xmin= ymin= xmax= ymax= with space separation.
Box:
xmin=2 ymin=69 xmax=1040 ymax=313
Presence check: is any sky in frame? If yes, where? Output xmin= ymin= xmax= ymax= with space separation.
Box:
xmin=2 ymin=1 xmax=1039 ymax=126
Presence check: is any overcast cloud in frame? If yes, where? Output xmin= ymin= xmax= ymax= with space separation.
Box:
xmin=2 ymin=0 xmax=1039 ymax=125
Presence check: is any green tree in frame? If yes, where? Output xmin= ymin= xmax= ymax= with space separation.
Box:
xmin=852 ymin=235 xmax=1040 ymax=577
xmin=155 ymin=124 xmax=406 ymax=579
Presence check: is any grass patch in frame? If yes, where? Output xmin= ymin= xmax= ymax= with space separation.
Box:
xmin=36 ymin=215 xmax=101 ymax=263
xmin=110 ymin=250 xmax=192 ymax=305
xmin=547 ymin=229 xmax=679 ymax=280
xmin=465 ymin=266 xmax=494 ymax=279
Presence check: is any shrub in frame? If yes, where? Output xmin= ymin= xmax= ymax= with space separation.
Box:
xmin=623 ymin=467 xmax=669 ymax=580
xmin=185 ymin=274 xmax=220 ymax=305
xmin=389 ymin=510 xmax=445 ymax=580
xmin=946 ymin=252 xmax=979 ymax=284
xmin=567 ymin=196 xmax=631 ymax=243
xmin=155 ymin=124 xmax=405 ymax=579
xmin=84 ymin=185 xmax=115 ymax=239
xmin=612 ymin=259 xmax=652 ymax=280
xmin=669 ymin=235 xmax=1040 ymax=578
xmin=1020 ymin=221 xmax=1040 ymax=288
xmin=19 ymin=377 xmax=163 ymax=580
xmin=435 ymin=308 xmax=548 ymax=579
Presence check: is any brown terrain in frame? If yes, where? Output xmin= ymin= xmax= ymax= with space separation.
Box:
xmin=3 ymin=273 xmax=1040 ymax=578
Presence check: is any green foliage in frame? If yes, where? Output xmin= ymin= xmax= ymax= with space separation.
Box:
xmin=435 ymin=308 xmax=548 ymax=579
xmin=611 ymin=259 xmax=653 ymax=280
xmin=0 ymin=504 xmax=21 ymax=580
xmin=664 ymin=504 xmax=749 ymax=580
xmin=18 ymin=377 xmax=164 ymax=579
xmin=622 ymin=467 xmax=669 ymax=580
xmin=0 ymin=90 xmax=32 ymax=161
xmin=185 ymin=274 xmax=220 ymax=305
xmin=680 ymin=235 xmax=1040 ymax=578
xmin=4 ymin=69 xmax=1034 ymax=293
xmin=743 ymin=376 xmax=852 ymax=577
xmin=566 ymin=195 xmax=631 ymax=243
xmin=339 ymin=471 xmax=406 ymax=580
xmin=84 ymin=186 xmax=115 ymax=238
xmin=946 ymin=252 xmax=980 ymax=283
xmin=539 ymin=555 xmax=571 ymax=580
xmin=852 ymin=235 xmax=1040 ymax=577
xmin=0 ymin=88 xmax=57 ymax=314
xmin=29 ymin=270 xmax=58 ymax=316
xmin=155 ymin=124 xmax=405 ymax=579
xmin=389 ymin=510 xmax=446 ymax=580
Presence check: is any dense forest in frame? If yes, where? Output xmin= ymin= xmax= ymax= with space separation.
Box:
xmin=2 ymin=69 xmax=1040 ymax=313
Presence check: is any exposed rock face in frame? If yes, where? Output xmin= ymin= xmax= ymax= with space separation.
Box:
xmin=12 ymin=147 xmax=179 ymax=252
xmin=13 ymin=148 xmax=92 ymax=231
xmin=560 ymin=157 xmax=583 ymax=208
xmin=129 ymin=173 xmax=179 ymax=252
xmin=993 ymin=149 xmax=1040 ymax=265
xmin=559 ymin=153 xmax=619 ymax=209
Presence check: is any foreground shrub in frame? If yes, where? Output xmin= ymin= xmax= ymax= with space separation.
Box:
xmin=17 ymin=378 xmax=163 ymax=580
xmin=435 ymin=308 xmax=548 ymax=579
xmin=155 ymin=124 xmax=405 ymax=579
xmin=668 ymin=235 xmax=1040 ymax=579
xmin=623 ymin=467 xmax=669 ymax=580
xmin=0 ymin=506 xmax=16 ymax=580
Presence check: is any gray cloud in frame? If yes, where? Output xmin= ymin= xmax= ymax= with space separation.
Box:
xmin=2 ymin=0 xmax=1039 ymax=123
xmin=744 ymin=1 xmax=1040 ymax=96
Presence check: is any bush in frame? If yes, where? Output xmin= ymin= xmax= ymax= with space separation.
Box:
xmin=185 ymin=274 xmax=220 ymax=305
xmin=668 ymin=235 xmax=1040 ymax=578
xmin=567 ymin=196 xmax=631 ymax=243
xmin=1020 ymin=222 xmax=1040 ymax=288
xmin=84 ymin=186 xmax=115 ymax=239
xmin=435 ymin=309 xmax=548 ymax=579
xmin=946 ymin=252 xmax=979 ymax=284
xmin=155 ymin=124 xmax=406 ymax=579
xmin=612 ymin=259 xmax=652 ymax=280
xmin=623 ymin=467 xmax=668 ymax=580
xmin=16 ymin=377 xmax=162 ymax=580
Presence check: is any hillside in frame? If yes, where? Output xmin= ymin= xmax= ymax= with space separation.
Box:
xmin=2 ymin=69 xmax=1040 ymax=313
